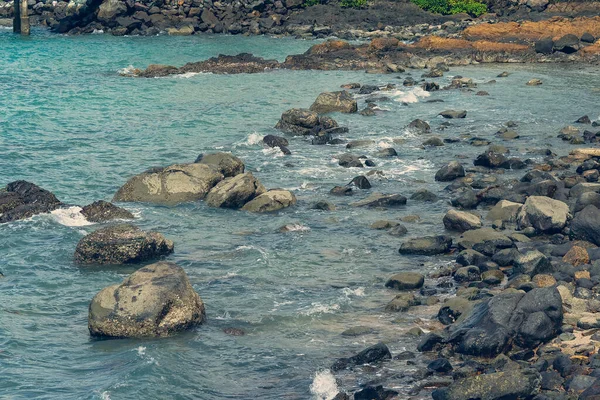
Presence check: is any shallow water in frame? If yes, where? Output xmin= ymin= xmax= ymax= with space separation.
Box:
xmin=1 ymin=28 xmax=600 ymax=399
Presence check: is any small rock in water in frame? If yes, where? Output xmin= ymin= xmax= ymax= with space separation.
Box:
xmin=497 ymin=71 xmax=510 ymax=77
xmin=439 ymin=110 xmax=467 ymax=119
xmin=526 ymin=79 xmax=543 ymax=86
xmin=385 ymin=272 xmax=424 ymax=290
xmin=330 ymin=186 xmax=353 ymax=196
xmin=223 ymin=327 xmax=245 ymax=336
xmin=349 ymin=175 xmax=371 ymax=189
xmin=331 ymin=342 xmax=391 ymax=371
xmin=576 ymin=115 xmax=592 ymax=124
xmin=279 ymin=223 xmax=310 ymax=233
xmin=341 ymin=326 xmax=375 ymax=337
xmin=80 ymin=200 xmax=134 ymax=222
xmin=312 ymin=200 xmax=336 ymax=211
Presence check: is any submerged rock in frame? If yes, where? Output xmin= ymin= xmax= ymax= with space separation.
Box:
xmin=0 ymin=180 xmax=63 ymax=223
xmin=309 ymin=91 xmax=357 ymax=114
xmin=205 ymin=173 xmax=266 ymax=209
xmin=113 ymin=163 xmax=224 ymax=205
xmin=331 ymin=342 xmax=391 ymax=371
xmin=80 ymin=200 xmax=134 ymax=222
xmin=88 ymin=261 xmax=205 ymax=338
xmin=241 ymin=190 xmax=296 ymax=213
xmin=439 ymin=110 xmax=467 ymax=119
xmin=74 ymin=224 xmax=174 ymax=265
xmin=399 ymin=235 xmax=452 ymax=256
xmin=350 ymin=193 xmax=407 ymax=208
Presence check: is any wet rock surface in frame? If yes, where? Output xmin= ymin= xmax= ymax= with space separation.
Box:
xmin=0 ymin=180 xmax=63 ymax=223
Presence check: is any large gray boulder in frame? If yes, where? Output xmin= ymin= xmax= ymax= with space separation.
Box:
xmin=241 ymin=190 xmax=296 ymax=213
xmin=113 ymin=163 xmax=224 ymax=205
xmin=88 ymin=262 xmax=205 ymax=338
xmin=399 ymin=236 xmax=452 ymax=255
xmin=275 ymin=108 xmax=319 ymax=135
xmin=486 ymin=200 xmax=522 ymax=223
xmin=195 ymin=152 xmax=245 ymax=177
xmin=205 ymin=173 xmax=266 ymax=209
xmin=309 ymin=91 xmax=357 ymax=114
xmin=571 ymin=205 xmax=600 ymax=246
xmin=435 ymin=161 xmax=465 ymax=182
xmin=97 ymin=0 xmax=128 ymax=23
xmin=74 ymin=224 xmax=174 ymax=265
xmin=517 ymin=196 xmax=570 ymax=233
xmin=0 ymin=180 xmax=63 ymax=223
xmin=443 ymin=209 xmax=481 ymax=232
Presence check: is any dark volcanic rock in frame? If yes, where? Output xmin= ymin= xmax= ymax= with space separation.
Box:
xmin=74 ymin=224 xmax=174 ymax=265
xmin=435 ymin=161 xmax=465 ymax=182
xmin=571 ymin=205 xmax=600 ymax=246
xmin=535 ymin=38 xmax=554 ymax=54
xmin=80 ymin=201 xmax=134 ymax=222
xmin=263 ymin=134 xmax=289 ymax=148
xmin=439 ymin=110 xmax=467 ymax=119
xmin=351 ymin=193 xmax=407 ymax=208
xmin=331 ymin=342 xmax=391 ymax=371
xmin=349 ymin=176 xmax=371 ymax=189
xmin=553 ymin=34 xmax=580 ymax=54
xmin=353 ymin=385 xmax=398 ymax=400
xmin=0 ymin=180 xmax=63 ymax=223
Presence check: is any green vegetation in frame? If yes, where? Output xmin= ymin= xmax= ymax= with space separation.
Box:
xmin=411 ymin=0 xmax=487 ymax=16
xmin=303 ymin=0 xmax=320 ymax=6
xmin=340 ymin=0 xmax=367 ymax=7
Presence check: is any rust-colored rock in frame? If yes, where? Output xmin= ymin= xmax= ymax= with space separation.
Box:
xmin=575 ymin=270 xmax=591 ymax=280
xmin=532 ymin=274 xmax=557 ymax=288
xmin=563 ymin=246 xmax=590 ymax=267
xmin=307 ymin=40 xmax=351 ymax=55
xmin=369 ymin=37 xmax=400 ymax=52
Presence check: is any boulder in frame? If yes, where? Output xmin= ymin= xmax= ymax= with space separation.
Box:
xmin=337 ymin=153 xmax=363 ymax=168
xmin=385 ymin=292 xmax=419 ymax=311
xmin=411 ymin=189 xmax=438 ymax=202
xmin=474 ymin=151 xmax=507 ymax=169
xmin=385 ymin=272 xmax=424 ymax=290
xmin=113 ymin=163 xmax=224 ymax=205
xmin=486 ymin=200 xmax=522 ymax=223
xmin=435 ymin=161 xmax=465 ymax=182
xmin=80 ymin=201 xmax=134 ymax=222
xmin=439 ymin=110 xmax=467 ymax=119
xmin=517 ymin=196 xmax=570 ymax=233
xmin=88 ymin=261 xmax=205 ymax=337
xmin=97 ymin=0 xmax=128 ymax=23
xmin=432 ymin=369 xmax=541 ymax=400
xmin=526 ymin=79 xmax=543 ymax=86
xmin=571 ymin=205 xmax=600 ymax=246
xmin=553 ymin=34 xmax=580 ymax=54
xmin=513 ymin=250 xmax=551 ymax=276
xmin=407 ymin=119 xmax=431 ymax=134
xmin=205 ymin=173 xmax=266 ymax=209
xmin=263 ymin=134 xmax=289 ymax=149
xmin=195 ymin=152 xmax=245 ymax=177
xmin=74 ymin=224 xmax=174 ymax=265
xmin=350 ymin=193 xmax=407 ymax=208
xmin=534 ymin=38 xmax=554 ymax=54
xmin=274 ymin=108 xmax=320 ymax=135
xmin=443 ymin=209 xmax=481 ymax=232
xmin=399 ymin=235 xmax=452 ymax=256
xmin=241 ymin=190 xmax=296 ymax=213
xmin=309 ymin=91 xmax=357 ymax=114
xmin=0 ymin=180 xmax=63 ymax=223
xmin=331 ymin=342 xmax=391 ymax=371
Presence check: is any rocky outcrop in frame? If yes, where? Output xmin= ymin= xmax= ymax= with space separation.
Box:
xmin=74 ymin=224 xmax=174 ymax=264
xmin=0 ymin=180 xmax=63 ymax=223
xmin=205 ymin=173 xmax=266 ymax=209
xmin=137 ymin=54 xmax=280 ymax=77
xmin=80 ymin=200 xmax=134 ymax=222
xmin=113 ymin=163 xmax=224 ymax=205
xmin=241 ymin=190 xmax=296 ymax=213
xmin=516 ymin=196 xmax=570 ymax=233
xmin=399 ymin=236 xmax=452 ymax=256
xmin=88 ymin=261 xmax=205 ymax=337
xmin=195 ymin=152 xmax=245 ymax=177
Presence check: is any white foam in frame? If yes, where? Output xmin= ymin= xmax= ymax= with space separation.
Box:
xmin=92 ymin=29 xmax=104 ymax=35
xmin=301 ymin=303 xmax=340 ymax=316
xmin=100 ymin=392 xmax=111 ymax=400
xmin=281 ymin=223 xmax=311 ymax=232
xmin=342 ymin=287 xmax=365 ymax=297
xmin=244 ymin=132 xmax=264 ymax=146
xmin=50 ymin=207 xmax=93 ymax=227
xmin=310 ymin=370 xmax=339 ymax=400
xmin=176 ymin=72 xmax=202 ymax=79
xmin=387 ymin=86 xmax=431 ymax=103
xmin=117 ymin=65 xmax=137 ymax=76
xmin=136 ymin=346 xmax=146 ymax=356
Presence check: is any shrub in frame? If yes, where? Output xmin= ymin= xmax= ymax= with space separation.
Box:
xmin=411 ymin=0 xmax=487 ymax=16
xmin=340 ymin=0 xmax=367 ymax=8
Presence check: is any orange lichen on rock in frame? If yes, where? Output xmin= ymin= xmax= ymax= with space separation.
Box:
xmin=580 ymin=41 xmax=600 ymax=55
xmin=307 ymin=40 xmax=352 ymax=55
xmin=563 ymin=245 xmax=590 ymax=267
xmin=369 ymin=37 xmax=400 ymax=51
xmin=412 ymin=36 xmax=529 ymax=52
xmin=463 ymin=17 xmax=600 ymax=42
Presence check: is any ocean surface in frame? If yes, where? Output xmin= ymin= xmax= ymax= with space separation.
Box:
xmin=1 ymin=27 xmax=600 ymax=399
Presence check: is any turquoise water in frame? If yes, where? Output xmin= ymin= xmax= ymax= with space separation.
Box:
xmin=1 ymin=28 xmax=600 ymax=399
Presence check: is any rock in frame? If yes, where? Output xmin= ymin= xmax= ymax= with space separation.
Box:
xmin=97 ymin=0 xmax=128 ymax=23
xmin=458 ymin=228 xmax=512 ymax=252
xmin=456 ymin=249 xmax=488 ymax=266
xmin=571 ymin=205 xmax=600 ymax=246
xmin=563 ymin=246 xmax=590 ymax=266
xmin=385 ymin=292 xmax=418 ymax=311
xmin=443 ymin=209 xmax=481 ymax=232
xmin=241 ymin=190 xmax=296 ymax=213
xmin=554 ymin=34 xmax=580 ymax=54
xmin=576 ymin=115 xmax=592 ymax=124
xmin=375 ymin=148 xmax=397 ymax=157
xmin=274 ymin=108 xmax=320 ymax=135
xmin=535 ymin=38 xmax=554 ymax=54
xmin=580 ymin=378 xmax=600 ymax=399
xmin=497 ymin=72 xmax=510 ymax=77
xmin=486 ymin=200 xmax=522 ymax=223
xmin=482 ymin=270 xmax=505 ymax=285
xmin=451 ymin=188 xmax=479 ymax=209
xmin=446 ymin=287 xmax=562 ymax=357
xmin=113 ymin=163 xmax=224 ymax=205
xmin=454 ymin=266 xmax=481 ymax=283
xmin=411 ymin=189 xmax=438 ymax=202
xmin=346 ymin=140 xmax=375 ymax=149
xmin=263 ymin=134 xmax=289 ymax=148
xmin=195 ymin=152 xmax=245 ymax=177
xmin=389 ymin=224 xmax=408 ymax=237
xmin=435 ymin=161 xmax=465 ymax=182
xmin=439 ymin=110 xmax=467 ymax=119
xmin=309 ymin=91 xmax=357 ymax=114
xmin=476 ymin=91 xmax=489 ymax=96
xmin=423 ymin=136 xmax=444 ymax=147
xmin=474 ymin=151 xmax=507 ymax=169
xmin=350 ymin=193 xmax=407 ymax=208
xmin=330 ymin=186 xmax=353 ymax=196
xmin=418 ymin=332 xmax=443 ymax=352
xmin=349 ymin=176 xmax=371 ymax=189
xmin=337 ymin=153 xmax=363 ymax=168
xmin=532 ymin=273 xmax=556 ymax=287
xmin=385 ymin=272 xmax=424 ymax=290
xmin=80 ymin=200 xmax=134 ymax=222
xmin=371 ymin=220 xmax=399 ymax=230
xmin=353 ymin=386 xmax=398 ymax=400
xmin=331 ymin=342 xmax=391 ymax=371
xmin=88 ymin=261 xmax=205 ymax=338
xmin=341 ymin=326 xmax=375 ymax=337
xmin=527 ymin=79 xmax=543 ymax=86
xmin=74 ymin=224 xmax=174 ymax=265
xmin=513 ymin=250 xmax=551 ymax=276
xmin=581 ymin=32 xmax=596 ymax=43
xmin=313 ymin=200 xmax=335 ymax=211
xmin=439 ymin=297 xmax=472 ymax=325
xmin=0 ymin=180 xmax=63 ymax=223
xmin=205 ymin=173 xmax=266 ymax=209
xmin=432 ymin=369 xmax=541 ymax=400
xmin=223 ymin=327 xmax=245 ymax=336
xmin=517 ymin=196 xmax=570 ymax=233
xmin=407 ymin=119 xmax=431 ymax=134
xmin=428 ymin=358 xmax=453 ymax=373
xmin=399 ymin=235 xmax=452 ymax=256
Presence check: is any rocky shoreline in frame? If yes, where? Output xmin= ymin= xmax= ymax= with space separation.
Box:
xmin=5 ymin=62 xmax=600 ymax=398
